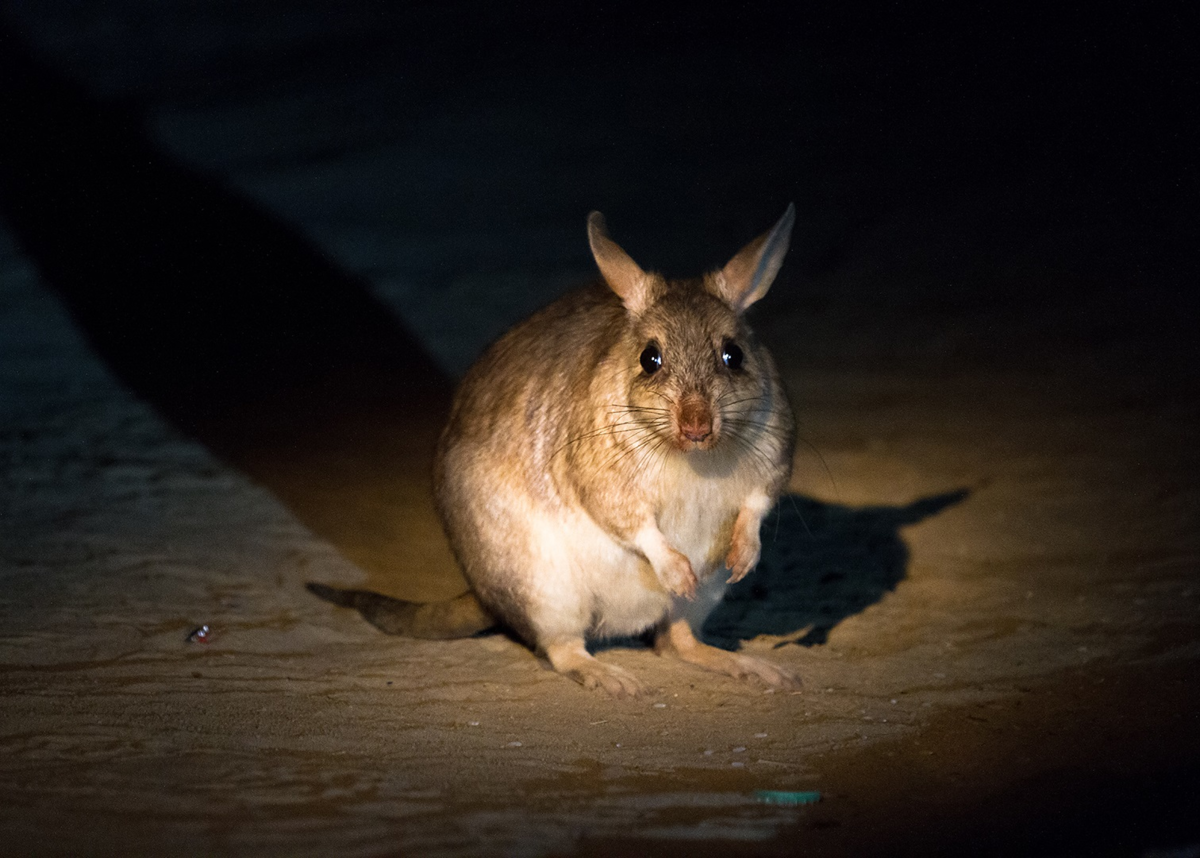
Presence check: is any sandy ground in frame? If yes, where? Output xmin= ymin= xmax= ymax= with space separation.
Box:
xmin=1 ymin=4 xmax=1197 ymax=856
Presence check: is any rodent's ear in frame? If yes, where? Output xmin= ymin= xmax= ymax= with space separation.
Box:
xmin=588 ymin=211 xmax=652 ymax=315
xmin=716 ymin=203 xmax=795 ymax=312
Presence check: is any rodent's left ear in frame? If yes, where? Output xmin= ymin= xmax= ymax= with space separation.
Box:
xmin=715 ymin=203 xmax=795 ymax=312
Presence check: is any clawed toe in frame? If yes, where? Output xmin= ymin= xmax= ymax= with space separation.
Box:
xmin=546 ymin=639 xmax=646 ymax=697
xmin=733 ymin=653 xmax=802 ymax=690
xmin=573 ymin=663 xmax=645 ymax=697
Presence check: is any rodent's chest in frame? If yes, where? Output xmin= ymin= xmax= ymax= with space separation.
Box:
xmin=655 ymin=462 xmax=748 ymax=575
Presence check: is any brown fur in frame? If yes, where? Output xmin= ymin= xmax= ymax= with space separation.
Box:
xmin=309 ymin=206 xmax=799 ymax=695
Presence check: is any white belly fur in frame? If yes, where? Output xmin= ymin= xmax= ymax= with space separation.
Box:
xmin=520 ymin=508 xmax=663 ymax=640
xmin=525 ymin=454 xmax=755 ymax=642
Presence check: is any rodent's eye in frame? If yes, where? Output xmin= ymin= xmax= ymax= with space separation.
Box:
xmin=721 ymin=340 xmax=744 ymax=371
xmin=639 ymin=342 xmax=663 ymax=375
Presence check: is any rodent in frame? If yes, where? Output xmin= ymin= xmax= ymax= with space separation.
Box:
xmin=308 ymin=205 xmax=798 ymax=695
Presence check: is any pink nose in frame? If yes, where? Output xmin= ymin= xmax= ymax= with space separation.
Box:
xmin=678 ymin=398 xmax=712 ymax=443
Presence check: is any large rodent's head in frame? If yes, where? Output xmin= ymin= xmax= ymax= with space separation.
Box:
xmin=587 ymin=206 xmax=795 ymax=454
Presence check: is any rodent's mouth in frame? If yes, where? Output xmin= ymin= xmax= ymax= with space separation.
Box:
xmin=671 ymin=428 xmax=720 ymax=453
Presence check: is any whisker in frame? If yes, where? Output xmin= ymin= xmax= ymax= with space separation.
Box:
xmin=723 ymin=429 xmax=779 ymax=476
xmin=717 ymin=393 xmax=766 ymax=409
xmin=794 ymin=433 xmax=840 ymax=500
xmin=717 ymin=421 xmax=776 ymax=470
xmin=612 ymin=403 xmax=671 ymax=412
xmin=552 ymin=420 xmax=654 ymax=459
xmin=607 ymin=432 xmax=667 ymax=475
xmin=784 ymin=493 xmax=814 ymax=539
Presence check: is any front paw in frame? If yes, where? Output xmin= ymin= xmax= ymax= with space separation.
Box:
xmin=657 ymin=548 xmax=698 ymax=600
xmin=724 ymin=532 xmax=761 ymax=583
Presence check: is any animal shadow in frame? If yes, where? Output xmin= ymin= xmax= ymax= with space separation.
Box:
xmin=704 ymin=489 xmax=970 ymax=648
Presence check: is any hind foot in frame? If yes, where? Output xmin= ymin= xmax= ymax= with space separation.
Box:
xmin=544 ymin=639 xmax=645 ymax=697
xmin=656 ymin=617 xmax=801 ymax=690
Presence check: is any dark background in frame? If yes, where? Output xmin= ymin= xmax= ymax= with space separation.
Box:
xmin=3 ymin=2 xmax=1195 ymax=381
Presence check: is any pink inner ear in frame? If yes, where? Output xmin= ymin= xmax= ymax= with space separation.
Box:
xmin=719 ymin=238 xmax=769 ymax=310
xmin=719 ymin=204 xmax=795 ymax=311
xmin=588 ymin=212 xmax=651 ymax=314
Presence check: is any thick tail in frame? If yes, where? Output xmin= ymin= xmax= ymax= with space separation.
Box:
xmin=305 ymin=582 xmax=495 ymax=639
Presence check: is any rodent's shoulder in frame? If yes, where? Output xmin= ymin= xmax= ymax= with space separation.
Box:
xmin=443 ymin=282 xmax=628 ymax=437
xmin=470 ymin=281 xmax=627 ymax=380
xmin=515 ymin=280 xmax=624 ymax=338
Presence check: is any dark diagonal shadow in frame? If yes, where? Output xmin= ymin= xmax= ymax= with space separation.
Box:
xmin=0 ymin=18 xmax=967 ymax=632
xmin=705 ymin=489 xmax=970 ymax=647
xmin=0 ymin=18 xmax=457 ymax=584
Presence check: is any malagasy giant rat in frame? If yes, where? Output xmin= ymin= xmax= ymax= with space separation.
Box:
xmin=309 ymin=206 xmax=798 ymax=695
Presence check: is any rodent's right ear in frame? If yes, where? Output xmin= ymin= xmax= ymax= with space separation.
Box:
xmin=588 ymin=211 xmax=652 ymax=315
xmin=716 ymin=203 xmax=795 ymax=312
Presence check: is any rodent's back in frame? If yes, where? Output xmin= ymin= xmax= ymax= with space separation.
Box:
xmin=434 ymin=281 xmax=627 ymax=503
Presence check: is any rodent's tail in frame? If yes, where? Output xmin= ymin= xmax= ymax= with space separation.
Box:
xmin=305 ymin=582 xmax=495 ymax=639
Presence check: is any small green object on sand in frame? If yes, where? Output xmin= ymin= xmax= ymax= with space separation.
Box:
xmin=754 ymin=789 xmax=822 ymax=805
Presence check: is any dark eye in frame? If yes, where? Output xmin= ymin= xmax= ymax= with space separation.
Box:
xmin=639 ymin=342 xmax=662 ymax=375
xmin=721 ymin=340 xmax=744 ymax=370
